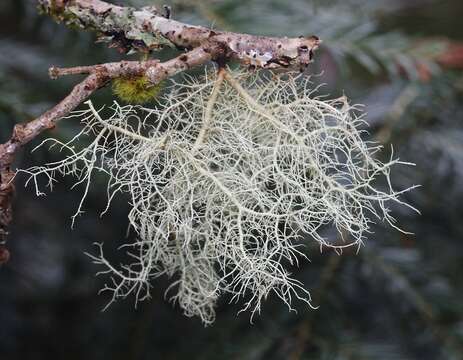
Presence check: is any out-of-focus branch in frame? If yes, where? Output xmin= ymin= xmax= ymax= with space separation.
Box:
xmin=49 ymin=43 xmax=220 ymax=84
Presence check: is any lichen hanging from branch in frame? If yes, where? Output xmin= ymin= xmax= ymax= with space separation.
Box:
xmin=20 ymin=68 xmax=417 ymax=324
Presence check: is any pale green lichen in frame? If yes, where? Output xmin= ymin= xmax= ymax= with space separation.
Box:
xmin=21 ymin=68 xmax=416 ymax=325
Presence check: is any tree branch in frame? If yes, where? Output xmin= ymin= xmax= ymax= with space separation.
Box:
xmin=38 ymin=0 xmax=320 ymax=70
xmin=49 ymin=42 xmax=221 ymax=83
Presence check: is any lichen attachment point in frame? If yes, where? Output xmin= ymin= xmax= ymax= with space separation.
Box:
xmin=21 ymin=67 xmax=416 ymax=325
xmin=112 ymin=75 xmax=163 ymax=104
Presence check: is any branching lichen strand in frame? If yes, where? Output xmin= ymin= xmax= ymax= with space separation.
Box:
xmin=20 ymin=68 xmax=416 ymax=324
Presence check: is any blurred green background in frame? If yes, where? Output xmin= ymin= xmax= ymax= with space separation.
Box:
xmin=1 ymin=0 xmax=463 ymax=359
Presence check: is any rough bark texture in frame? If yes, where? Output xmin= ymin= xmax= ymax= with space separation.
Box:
xmin=37 ymin=0 xmax=320 ymax=69
xmin=0 ymin=0 xmax=321 ymax=262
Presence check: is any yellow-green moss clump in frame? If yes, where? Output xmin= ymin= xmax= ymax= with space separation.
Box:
xmin=112 ymin=76 xmax=163 ymax=104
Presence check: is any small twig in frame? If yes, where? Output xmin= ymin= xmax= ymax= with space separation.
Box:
xmin=363 ymin=249 xmax=463 ymax=355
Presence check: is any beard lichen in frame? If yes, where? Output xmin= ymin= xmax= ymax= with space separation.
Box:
xmin=21 ymin=67 xmax=417 ymax=325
